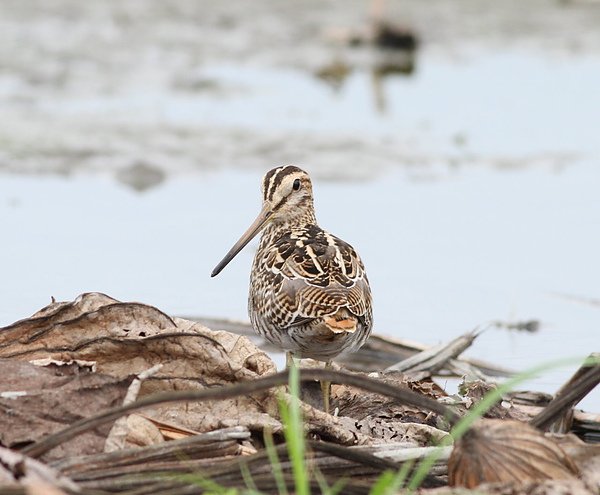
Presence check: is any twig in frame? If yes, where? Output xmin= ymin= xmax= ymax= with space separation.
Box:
xmin=22 ymin=369 xmax=459 ymax=458
xmin=386 ymin=329 xmax=484 ymax=373
xmin=54 ymin=427 xmax=250 ymax=473
xmin=308 ymin=441 xmax=400 ymax=470
xmin=530 ymin=353 xmax=600 ymax=431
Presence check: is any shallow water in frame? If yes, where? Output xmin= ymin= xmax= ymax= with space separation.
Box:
xmin=3 ymin=52 xmax=600 ymax=178
xmin=1 ymin=163 xmax=598 ymax=409
xmin=1 ymin=0 xmax=599 ymax=411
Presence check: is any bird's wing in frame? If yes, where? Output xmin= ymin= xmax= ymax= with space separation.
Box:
xmin=263 ymin=226 xmax=372 ymax=329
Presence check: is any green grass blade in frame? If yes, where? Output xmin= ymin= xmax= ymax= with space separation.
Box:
xmin=174 ymin=473 xmax=240 ymax=494
xmin=369 ymin=458 xmax=414 ymax=495
xmin=263 ymin=427 xmax=289 ymax=495
xmin=312 ymin=463 xmax=348 ymax=495
xmin=280 ymin=361 xmax=309 ymax=495
xmin=240 ymin=461 xmax=261 ymax=494
xmin=369 ymin=471 xmax=396 ymax=495
xmin=327 ymin=477 xmax=349 ymax=495
xmin=313 ymin=466 xmax=331 ymax=494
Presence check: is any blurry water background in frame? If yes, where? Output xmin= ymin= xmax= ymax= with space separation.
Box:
xmin=1 ymin=0 xmax=599 ymax=409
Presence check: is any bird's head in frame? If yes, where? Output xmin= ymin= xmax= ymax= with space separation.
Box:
xmin=211 ymin=165 xmax=315 ymax=277
xmin=260 ymin=165 xmax=315 ymax=225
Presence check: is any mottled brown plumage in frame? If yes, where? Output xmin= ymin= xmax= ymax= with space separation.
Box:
xmin=250 ymin=218 xmax=372 ymax=361
xmin=212 ymin=165 xmax=373 ymax=409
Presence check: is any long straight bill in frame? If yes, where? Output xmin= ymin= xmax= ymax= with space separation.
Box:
xmin=211 ymin=206 xmax=272 ymax=277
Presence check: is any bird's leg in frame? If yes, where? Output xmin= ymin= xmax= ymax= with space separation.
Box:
xmin=321 ymin=360 xmax=333 ymax=414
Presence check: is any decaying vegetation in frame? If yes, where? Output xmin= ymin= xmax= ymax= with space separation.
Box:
xmin=0 ymin=293 xmax=598 ymax=494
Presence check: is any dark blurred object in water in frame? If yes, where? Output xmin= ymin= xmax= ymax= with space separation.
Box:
xmin=116 ymin=162 xmax=166 ymax=192
xmin=338 ymin=22 xmax=418 ymax=53
xmin=324 ymin=0 xmax=418 ymax=54
xmin=320 ymin=0 xmax=418 ymax=95
xmin=493 ymin=319 xmax=541 ymax=333
xmin=326 ymin=20 xmax=418 ymax=53
xmin=373 ymin=22 xmax=418 ymax=51
xmin=373 ymin=50 xmax=416 ymax=76
xmin=369 ymin=0 xmax=418 ymax=51
xmin=315 ymin=60 xmax=352 ymax=90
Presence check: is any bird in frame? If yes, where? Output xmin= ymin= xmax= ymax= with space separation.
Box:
xmin=211 ymin=165 xmax=373 ymax=413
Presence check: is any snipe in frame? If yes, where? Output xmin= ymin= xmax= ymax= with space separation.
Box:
xmin=211 ymin=165 xmax=373 ymax=412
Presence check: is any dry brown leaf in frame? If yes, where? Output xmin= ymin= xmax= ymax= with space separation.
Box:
xmin=1 ymin=294 xmax=365 ymax=449
xmin=103 ymin=364 xmax=163 ymax=452
xmin=0 ymin=359 xmax=129 ymax=460
xmin=460 ymin=379 xmax=508 ymax=419
xmin=356 ymin=419 xmax=449 ymax=445
xmin=281 ymin=371 xmax=449 ymax=446
xmin=124 ymin=414 xmax=164 ymax=447
xmin=0 ymin=293 xmax=280 ymax=436
xmin=1 ymin=292 xmax=276 ymax=384
xmin=332 ymin=370 xmax=449 ymax=443
xmin=430 ymin=479 xmax=594 ymax=495
xmin=448 ymin=419 xmax=579 ymax=488
xmin=336 ymin=371 xmax=446 ymax=423
xmin=0 ymin=293 xmax=456 ymax=453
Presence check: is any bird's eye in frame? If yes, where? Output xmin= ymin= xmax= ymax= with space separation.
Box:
xmin=293 ymin=179 xmax=301 ymax=191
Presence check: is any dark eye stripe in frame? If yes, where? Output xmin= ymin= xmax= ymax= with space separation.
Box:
xmin=265 ymin=165 xmax=303 ymax=201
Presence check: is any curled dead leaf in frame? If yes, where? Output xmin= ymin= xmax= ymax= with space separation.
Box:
xmin=336 ymin=371 xmax=446 ymax=423
xmin=0 ymin=293 xmax=280 ymax=435
xmin=430 ymin=479 xmax=594 ymax=495
xmin=0 ymin=359 xmax=130 ymax=460
xmin=448 ymin=419 xmax=579 ymax=488
xmin=123 ymin=414 xmax=164 ymax=447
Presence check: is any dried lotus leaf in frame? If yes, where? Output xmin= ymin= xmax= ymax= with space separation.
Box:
xmin=448 ymin=419 xmax=579 ymax=488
